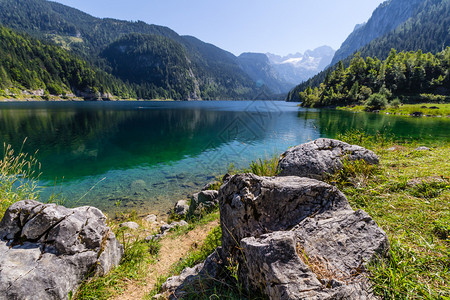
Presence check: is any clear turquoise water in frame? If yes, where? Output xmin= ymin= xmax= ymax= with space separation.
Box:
xmin=0 ymin=101 xmax=448 ymax=215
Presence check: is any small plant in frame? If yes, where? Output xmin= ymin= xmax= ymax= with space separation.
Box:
xmin=146 ymin=239 xmax=162 ymax=256
xmin=242 ymin=155 xmax=280 ymax=177
xmin=390 ymin=98 xmax=402 ymax=108
xmin=364 ymin=93 xmax=388 ymax=111
xmin=433 ymin=216 xmax=450 ymax=241
xmin=408 ymin=181 xmax=448 ymax=199
xmin=225 ymin=256 xmax=241 ymax=292
xmin=115 ymin=199 xmax=122 ymax=208
xmin=227 ymin=154 xmax=280 ymax=177
xmin=0 ymin=142 xmax=41 ymax=217
xmin=328 ymin=158 xmax=380 ymax=189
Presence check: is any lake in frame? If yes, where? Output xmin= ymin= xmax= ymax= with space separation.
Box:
xmin=0 ymin=100 xmax=448 ymax=215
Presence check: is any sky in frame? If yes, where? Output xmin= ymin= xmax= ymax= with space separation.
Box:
xmin=51 ymin=0 xmax=386 ymax=56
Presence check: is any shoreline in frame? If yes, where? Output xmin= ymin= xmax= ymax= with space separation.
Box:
xmin=1 ymin=133 xmax=449 ymax=299
xmin=0 ymin=97 xmax=176 ymax=102
xmin=298 ymin=102 xmax=450 ymax=118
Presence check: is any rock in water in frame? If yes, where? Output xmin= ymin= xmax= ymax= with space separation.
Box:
xmin=277 ymin=138 xmax=379 ymax=179
xmin=219 ymin=174 xmax=388 ymax=299
xmin=0 ymin=200 xmax=123 ymax=300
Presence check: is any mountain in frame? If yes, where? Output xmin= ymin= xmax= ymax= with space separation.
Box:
xmin=287 ymin=0 xmax=450 ymax=101
xmin=234 ymin=46 xmax=335 ymax=95
xmin=267 ymin=46 xmax=335 ymax=85
xmin=329 ymin=0 xmax=426 ymax=66
xmin=0 ymin=0 xmax=260 ymax=99
xmin=0 ymin=25 xmax=135 ymax=99
xmin=237 ymin=53 xmax=293 ymax=94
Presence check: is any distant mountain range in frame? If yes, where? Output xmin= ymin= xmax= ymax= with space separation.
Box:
xmin=236 ymin=46 xmax=335 ymax=95
xmin=287 ymin=0 xmax=450 ymax=101
xmin=267 ymin=46 xmax=335 ymax=85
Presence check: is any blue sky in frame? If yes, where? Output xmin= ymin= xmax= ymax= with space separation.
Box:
xmin=52 ymin=0 xmax=385 ymax=56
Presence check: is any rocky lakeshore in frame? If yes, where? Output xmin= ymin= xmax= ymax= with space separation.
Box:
xmin=157 ymin=139 xmax=388 ymax=299
xmin=1 ymin=137 xmax=449 ymax=299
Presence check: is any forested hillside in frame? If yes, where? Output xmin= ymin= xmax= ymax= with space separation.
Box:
xmin=287 ymin=0 xmax=450 ymax=102
xmin=298 ymin=48 xmax=449 ymax=108
xmin=0 ymin=0 xmax=259 ymax=99
xmin=330 ymin=0 xmax=426 ymax=66
xmin=0 ymin=26 xmax=135 ymax=99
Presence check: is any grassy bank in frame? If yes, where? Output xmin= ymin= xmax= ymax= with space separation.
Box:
xmin=334 ymin=131 xmax=449 ymax=299
xmin=338 ymin=103 xmax=450 ymax=117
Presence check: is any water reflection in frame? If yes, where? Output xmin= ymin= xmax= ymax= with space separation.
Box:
xmin=0 ymin=101 xmax=447 ymax=214
xmin=305 ymin=109 xmax=450 ymax=141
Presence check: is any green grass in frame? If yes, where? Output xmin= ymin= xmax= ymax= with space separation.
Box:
xmin=146 ymin=226 xmax=261 ymax=300
xmin=166 ymin=210 xmax=220 ymax=239
xmin=228 ymin=154 xmax=280 ymax=177
xmin=0 ymin=142 xmax=41 ymax=217
xmin=331 ymin=130 xmax=450 ymax=299
xmin=338 ymin=103 xmax=450 ymax=117
xmin=75 ymin=228 xmax=161 ymax=300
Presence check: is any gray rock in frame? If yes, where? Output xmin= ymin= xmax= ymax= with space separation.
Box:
xmin=293 ymin=209 xmax=389 ymax=277
xmin=188 ymin=190 xmax=219 ymax=217
xmin=218 ymin=174 xmax=388 ymax=299
xmin=179 ymin=220 xmax=188 ymax=227
xmin=0 ymin=200 xmax=123 ymax=300
xmin=201 ymin=181 xmax=218 ymax=191
xmin=240 ymin=232 xmax=324 ymax=299
xmin=161 ymin=250 xmax=222 ymax=299
xmin=277 ymin=138 xmax=379 ymax=180
xmin=119 ymin=221 xmax=139 ymax=230
xmin=160 ymin=224 xmax=172 ymax=234
xmin=145 ymin=233 xmax=164 ymax=241
xmin=415 ymin=146 xmax=431 ymax=151
xmin=160 ymin=220 xmax=189 ymax=234
xmin=143 ymin=214 xmax=157 ymax=223
xmin=174 ymin=200 xmax=189 ymax=217
xmin=218 ymin=174 xmax=351 ymax=258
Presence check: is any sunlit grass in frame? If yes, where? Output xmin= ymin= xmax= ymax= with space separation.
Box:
xmin=338 ymin=103 xmax=450 ymax=117
xmin=0 ymin=142 xmax=41 ymax=217
xmin=331 ymin=130 xmax=450 ymax=299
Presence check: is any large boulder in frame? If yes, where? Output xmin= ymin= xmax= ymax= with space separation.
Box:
xmin=0 ymin=200 xmax=123 ymax=300
xmin=218 ymin=174 xmax=388 ymax=299
xmin=277 ymin=138 xmax=379 ymax=180
xmin=218 ymin=174 xmax=351 ymax=258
